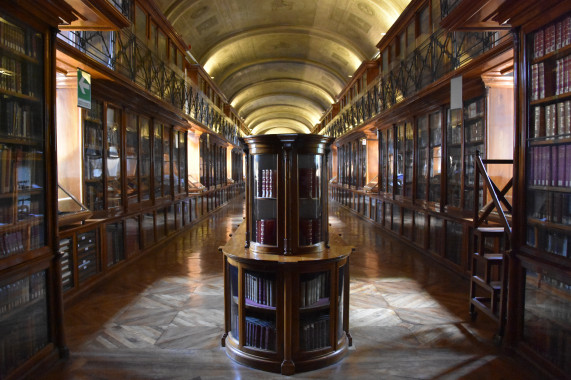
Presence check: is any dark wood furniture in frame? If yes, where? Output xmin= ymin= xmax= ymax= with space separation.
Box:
xmin=220 ymin=134 xmax=352 ymax=375
xmin=0 ymin=2 xmax=76 ymax=379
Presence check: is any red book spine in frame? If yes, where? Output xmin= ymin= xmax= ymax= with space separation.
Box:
xmin=531 ymin=64 xmax=538 ymax=101
xmin=545 ymin=146 xmax=551 ymax=187
xmin=539 ymin=62 xmax=545 ymax=99
xmin=551 ymin=145 xmax=558 ymax=187
xmin=529 ymin=146 xmax=534 ymax=185
xmin=546 ymin=25 xmax=555 ymax=54
xmin=535 ymin=29 xmax=545 ymax=58
xmin=558 ymin=145 xmax=566 ymax=187
xmin=565 ymin=17 xmax=571 ymax=47
xmin=566 ymin=56 xmax=571 ymax=94
xmin=558 ymin=102 xmax=565 ymax=137
xmin=556 ymin=21 xmax=563 ymax=50
xmin=565 ymin=100 xmax=571 ymax=134
xmin=566 ymin=144 xmax=571 ymax=187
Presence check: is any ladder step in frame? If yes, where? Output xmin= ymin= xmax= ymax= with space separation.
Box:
xmin=473 ymin=252 xmax=504 ymax=261
xmin=476 ymin=227 xmax=505 ymax=235
xmin=472 ymin=275 xmax=502 ymax=293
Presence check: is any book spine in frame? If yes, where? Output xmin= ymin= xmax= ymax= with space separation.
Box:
xmin=539 ymin=62 xmax=545 ymax=99
xmin=567 ymin=144 xmax=571 ymax=187
xmin=551 ymin=145 xmax=558 ymax=187
xmin=558 ymin=144 xmax=566 ymax=187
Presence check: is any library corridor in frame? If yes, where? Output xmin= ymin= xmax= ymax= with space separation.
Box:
xmin=44 ymin=197 xmax=538 ymax=379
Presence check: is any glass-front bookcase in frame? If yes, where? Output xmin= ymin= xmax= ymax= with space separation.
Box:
xmin=245 ymin=134 xmax=331 ymax=254
xmin=222 ymin=134 xmax=351 ymax=375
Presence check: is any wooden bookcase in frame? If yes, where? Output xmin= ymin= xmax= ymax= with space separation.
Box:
xmin=495 ymin=2 xmax=571 ymax=377
xmin=0 ymin=3 xmax=75 ymax=379
xmin=221 ymin=134 xmax=352 ymax=375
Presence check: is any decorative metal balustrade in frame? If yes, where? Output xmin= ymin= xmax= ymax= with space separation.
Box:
xmin=320 ymin=28 xmax=509 ymax=138
xmin=108 ymin=0 xmax=132 ymax=20
xmin=57 ymin=28 xmax=246 ymax=145
xmin=440 ymin=0 xmax=463 ymax=20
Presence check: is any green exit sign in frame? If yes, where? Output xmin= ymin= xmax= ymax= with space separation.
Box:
xmin=77 ymin=69 xmax=91 ymax=109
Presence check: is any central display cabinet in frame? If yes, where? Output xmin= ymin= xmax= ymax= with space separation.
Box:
xmin=220 ymin=134 xmax=352 ymax=375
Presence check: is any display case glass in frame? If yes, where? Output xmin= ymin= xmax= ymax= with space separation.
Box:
xmin=429 ymin=111 xmax=442 ymax=203
xmin=252 ymin=154 xmax=278 ymax=247
xmin=298 ymin=154 xmax=323 ymax=246
xmin=126 ymin=112 xmax=139 ymax=205
xmin=83 ymin=100 xmax=104 ymax=211
xmin=140 ymin=116 xmax=151 ymax=202
xmin=417 ymin=115 xmax=429 ymax=200
xmin=463 ymin=96 xmax=485 ymax=210
xmin=106 ymin=105 xmax=121 ymax=210
xmin=299 ymin=270 xmax=330 ymax=351
xmin=447 ymin=108 xmax=462 ymax=208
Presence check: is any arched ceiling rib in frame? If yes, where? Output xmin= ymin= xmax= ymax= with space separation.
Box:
xmin=156 ymin=0 xmax=411 ymax=134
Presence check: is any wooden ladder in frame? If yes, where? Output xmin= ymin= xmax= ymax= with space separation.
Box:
xmin=469 ymin=153 xmax=512 ymax=342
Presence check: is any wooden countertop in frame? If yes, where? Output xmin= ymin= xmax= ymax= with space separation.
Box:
xmin=219 ymin=223 xmax=353 ymax=263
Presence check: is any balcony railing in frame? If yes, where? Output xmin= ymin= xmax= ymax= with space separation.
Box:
xmin=320 ymin=28 xmax=510 ymax=138
xmin=440 ymin=0 xmax=463 ymax=20
xmin=57 ymin=28 xmax=246 ymax=145
xmin=108 ymin=0 xmax=132 ymax=20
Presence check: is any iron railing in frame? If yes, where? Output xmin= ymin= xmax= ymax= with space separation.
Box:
xmin=320 ymin=28 xmax=509 ymax=138
xmin=440 ymin=0 xmax=463 ymax=20
xmin=57 ymin=28 xmax=246 ymax=145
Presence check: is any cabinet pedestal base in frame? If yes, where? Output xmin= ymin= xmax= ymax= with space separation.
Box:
xmin=224 ymin=335 xmax=349 ymax=375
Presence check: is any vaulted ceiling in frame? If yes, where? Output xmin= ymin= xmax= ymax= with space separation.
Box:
xmin=155 ymin=0 xmax=410 ymax=134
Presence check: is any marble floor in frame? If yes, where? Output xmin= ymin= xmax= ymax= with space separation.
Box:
xmin=44 ymin=197 xmax=542 ymax=379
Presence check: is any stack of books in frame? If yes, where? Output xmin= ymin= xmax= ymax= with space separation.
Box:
xmin=256 ymin=219 xmax=276 ymax=245
xmin=299 ymin=168 xmax=317 ymax=198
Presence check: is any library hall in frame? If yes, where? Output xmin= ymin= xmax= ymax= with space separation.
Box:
xmin=0 ymin=0 xmax=570 ymax=378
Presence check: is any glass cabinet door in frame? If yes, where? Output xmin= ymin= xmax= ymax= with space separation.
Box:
xmin=162 ymin=125 xmax=171 ymax=196
xmin=230 ymin=263 xmax=239 ymax=341
xmin=154 ymin=123 xmax=164 ymax=198
xmin=463 ymin=97 xmax=485 ymax=210
xmin=252 ymin=154 xmax=278 ymax=246
xmin=396 ymin=123 xmax=405 ymax=196
xmin=387 ymin=128 xmax=394 ymax=194
xmin=417 ymin=116 xmax=429 ymax=200
xmin=299 ymin=154 xmax=323 ymax=246
xmin=404 ymin=122 xmax=413 ymax=197
xmin=106 ymin=105 xmax=121 ymax=210
xmin=244 ymin=270 xmax=277 ymax=351
xmin=140 ymin=117 xmax=151 ymax=202
xmin=299 ymin=270 xmax=331 ymax=351
xmin=126 ymin=112 xmax=139 ymax=205
xmin=83 ymin=101 xmax=104 ymax=211
xmin=429 ymin=111 xmax=442 ymax=203
xmin=337 ymin=265 xmax=346 ymax=341
xmin=446 ymin=108 xmax=462 ymax=208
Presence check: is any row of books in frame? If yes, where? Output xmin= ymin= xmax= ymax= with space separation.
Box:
xmin=0 ymin=56 xmax=22 ymax=95
xmin=245 ymin=272 xmax=275 ymax=307
xmin=244 ymin=316 xmax=276 ymax=351
xmin=533 ymin=16 xmax=571 ymax=59
xmin=0 ymin=307 xmax=48 ymax=378
xmin=448 ymin=124 xmax=462 ymax=145
xmin=84 ymin=124 xmax=103 ymax=151
xmin=0 ymin=272 xmax=45 ymax=315
xmin=0 ymin=230 xmax=25 ymax=257
xmin=2 ymin=101 xmax=38 ymax=138
xmin=547 ymin=192 xmax=570 ymax=225
xmin=0 ymin=19 xmax=40 ymax=59
xmin=77 ymin=230 xmax=98 ymax=284
xmin=530 ymin=62 xmax=546 ymax=101
xmin=532 ymin=101 xmax=571 ymax=138
xmin=1 ymin=145 xmax=43 ymax=193
xmin=300 ymin=272 xmax=329 ymax=308
xmin=524 ymin=315 xmax=570 ymax=371
xmin=59 ymin=238 xmax=74 ymax=291
xmin=300 ymin=315 xmax=330 ymax=351
xmin=255 ymin=219 xmax=276 ymax=245
xmin=256 ymin=169 xmax=276 ymax=198
xmin=539 ymin=273 xmax=571 ymax=293
xmin=465 ymin=99 xmax=484 ymax=120
xmin=300 ymin=218 xmax=322 ymax=246
xmin=299 ymin=168 xmax=318 ymax=198
xmin=543 ymin=230 xmax=570 ymax=258
xmin=528 ymin=144 xmax=571 ymax=187
xmin=555 ymin=56 xmax=571 ymax=95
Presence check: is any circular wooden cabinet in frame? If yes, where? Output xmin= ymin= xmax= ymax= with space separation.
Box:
xmin=220 ymin=134 xmax=352 ymax=375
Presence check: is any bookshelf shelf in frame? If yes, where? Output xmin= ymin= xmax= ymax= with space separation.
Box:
xmin=531 ymin=42 xmax=571 ymax=65
xmin=0 ymin=88 xmax=40 ymax=102
xmin=530 ymin=90 xmax=571 ymax=106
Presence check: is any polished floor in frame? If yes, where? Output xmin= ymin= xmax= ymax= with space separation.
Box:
xmin=45 ymin=197 xmax=541 ymax=379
